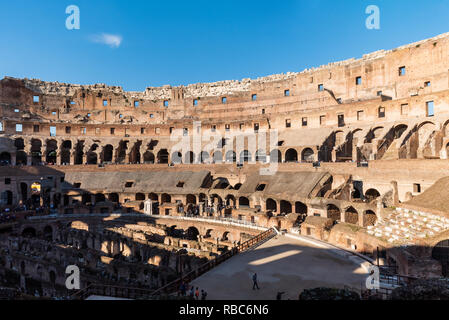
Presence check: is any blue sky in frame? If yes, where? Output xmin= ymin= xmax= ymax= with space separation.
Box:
xmin=1 ymin=0 xmax=449 ymax=91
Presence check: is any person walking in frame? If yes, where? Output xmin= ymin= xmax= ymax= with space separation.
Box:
xmin=189 ymin=286 xmax=195 ymax=299
xmin=252 ymin=273 xmax=260 ymax=290
xmin=201 ymin=289 xmax=207 ymax=300
xmin=195 ymin=287 xmax=200 ymax=300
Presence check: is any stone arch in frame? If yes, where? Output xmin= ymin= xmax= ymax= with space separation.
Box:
xmin=266 ymin=198 xmax=277 ymax=212
xmin=432 ymin=239 xmax=449 ymax=277
xmin=327 ymin=204 xmax=341 ymax=222
xmin=161 ymin=193 xmax=171 ymax=203
xmin=16 ymin=151 xmax=27 ymax=165
xmin=280 ymin=200 xmax=292 ymax=214
xmin=222 ymin=231 xmax=231 ymax=241
xmin=344 ymin=206 xmax=359 ymax=225
xmin=20 ymin=182 xmax=28 ymax=201
xmin=45 ymin=140 xmax=58 ymax=164
xmin=255 ymin=149 xmax=267 ymax=163
xmin=270 ymin=149 xmax=282 ymax=163
xmin=86 ymin=152 xmax=98 ymax=165
xmin=295 ymin=201 xmax=308 ymax=214
xmin=157 ymin=149 xmax=169 ymax=164
xmin=186 ymin=194 xmax=196 ymax=205
xmin=109 ymin=193 xmax=119 ymax=203
xmin=285 ymin=148 xmax=298 ymax=162
xmin=148 ymin=193 xmax=158 ymax=201
xmin=239 ymin=150 xmax=251 ymax=163
xmin=301 ymin=148 xmax=315 ymax=162
xmin=136 ymin=193 xmax=145 ymax=201
xmin=225 ymin=150 xmax=236 ymax=163
xmin=363 ymin=210 xmax=377 ymax=227
xmin=212 ymin=151 xmax=223 ymax=163
xmin=22 ymin=227 xmax=36 ymax=237
xmin=225 ymin=194 xmax=236 ymax=207
xmin=171 ymin=151 xmax=182 ymax=164
xmin=234 ymin=183 xmax=242 ymax=190
xmin=43 ymin=225 xmax=53 ymax=241
xmin=143 ymin=151 xmax=155 ymax=164
xmin=186 ymin=226 xmax=199 ymax=241
xmin=185 ymin=151 xmax=195 ymax=164
xmin=95 ymin=193 xmax=106 ymax=203
xmin=0 ymin=152 xmax=11 ymax=165
xmin=3 ymin=190 xmax=13 ymax=205
xmin=102 ymin=144 xmax=114 ymax=163
xmin=238 ymin=196 xmax=250 ymax=207
xmin=200 ymin=151 xmax=210 ymax=164
xmin=31 ymin=139 xmax=42 ymax=165
xmin=365 ymin=189 xmax=381 ymax=202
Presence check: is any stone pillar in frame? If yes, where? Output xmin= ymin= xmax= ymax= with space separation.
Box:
xmin=70 ymin=152 xmax=75 ymax=165
xmin=27 ymin=155 xmax=32 ymax=166
xmin=331 ymin=148 xmax=337 ymax=162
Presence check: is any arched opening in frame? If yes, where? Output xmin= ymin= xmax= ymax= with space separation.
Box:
xmin=363 ymin=210 xmax=377 ymax=227
xmin=20 ymin=183 xmax=28 ymax=202
xmin=148 ymin=193 xmax=158 ymax=201
xmin=295 ymin=201 xmax=308 ymax=214
xmin=225 ymin=195 xmax=236 ymax=207
xmin=22 ymin=227 xmax=36 ymax=238
xmin=49 ymin=270 xmax=56 ymax=286
xmin=266 ymin=198 xmax=277 ymax=212
xmin=161 ymin=193 xmax=171 ymax=203
xmin=116 ymin=141 xmax=128 ymax=164
xmin=157 ymin=149 xmax=169 ymax=164
xmin=95 ymin=193 xmax=106 ymax=203
xmin=432 ymin=240 xmax=449 ymax=277
xmin=16 ymin=151 xmax=27 ymax=165
xmin=327 ymin=204 xmax=341 ymax=222
xmin=31 ymin=139 xmax=42 ymax=165
xmin=344 ymin=206 xmax=359 ymax=225
xmin=86 ymin=152 xmax=98 ymax=165
xmin=255 ymin=150 xmax=267 ymax=163
xmin=222 ymin=231 xmax=230 ymax=241
xmin=205 ymin=229 xmax=213 ymax=238
xmin=234 ymin=183 xmax=242 ymax=190
xmin=143 ymin=151 xmax=155 ymax=164
xmin=270 ymin=149 xmax=282 ymax=163
xmin=61 ymin=140 xmax=72 ymax=165
xmin=186 ymin=227 xmax=199 ymax=241
xmin=285 ymin=149 xmax=298 ymax=162
xmin=82 ymin=193 xmax=91 ymax=205
xmin=239 ymin=150 xmax=251 ymax=163
xmin=186 ymin=194 xmax=196 ymax=205
xmin=102 ymin=145 xmax=114 ymax=163
xmin=185 ymin=151 xmax=195 ymax=164
xmin=200 ymin=151 xmax=210 ymax=164
xmin=0 ymin=152 xmax=11 ymax=165
xmin=238 ymin=197 xmax=250 ymax=208
xmin=109 ymin=193 xmax=119 ymax=203
xmin=365 ymin=189 xmax=381 ymax=202
xmin=212 ymin=151 xmax=223 ymax=163
xmin=225 ymin=151 xmax=236 ymax=163
xmin=43 ymin=225 xmax=53 ymax=241
xmin=280 ymin=200 xmax=292 ymax=214
xmin=301 ymin=148 xmax=315 ymax=162
xmin=45 ymin=140 xmax=58 ymax=164
xmin=3 ymin=190 xmax=13 ymax=205
xmin=211 ymin=194 xmax=223 ymax=206
xmin=171 ymin=151 xmax=182 ymax=164
xmin=136 ymin=193 xmax=145 ymax=201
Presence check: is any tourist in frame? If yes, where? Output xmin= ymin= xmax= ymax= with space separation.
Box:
xmin=252 ymin=273 xmax=260 ymax=290
xmin=276 ymin=291 xmax=285 ymax=300
xmin=195 ymin=287 xmax=200 ymax=300
xmin=201 ymin=289 xmax=207 ymax=300
xmin=189 ymin=286 xmax=194 ymax=298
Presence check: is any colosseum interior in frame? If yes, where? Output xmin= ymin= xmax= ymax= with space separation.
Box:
xmin=2 ymin=31 xmax=449 ymax=300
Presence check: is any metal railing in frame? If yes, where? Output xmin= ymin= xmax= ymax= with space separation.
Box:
xmin=150 ymin=227 xmax=277 ymax=297
xmin=70 ymin=227 xmax=276 ymax=300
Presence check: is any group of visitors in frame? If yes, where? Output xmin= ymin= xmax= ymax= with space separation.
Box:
xmin=0 ymin=212 xmax=16 ymax=224
xmin=178 ymin=281 xmax=208 ymax=300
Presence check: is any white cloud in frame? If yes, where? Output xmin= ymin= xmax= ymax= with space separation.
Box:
xmin=89 ymin=33 xmax=123 ymax=48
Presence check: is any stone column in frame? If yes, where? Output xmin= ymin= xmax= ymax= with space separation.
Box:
xmin=331 ymin=148 xmax=337 ymax=162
